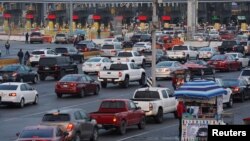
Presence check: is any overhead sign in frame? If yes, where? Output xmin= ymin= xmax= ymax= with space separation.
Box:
xmin=138 ymin=15 xmax=147 ymax=21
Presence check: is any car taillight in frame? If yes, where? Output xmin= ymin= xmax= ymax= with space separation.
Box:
xmin=113 ymin=116 xmax=117 ymax=122
xmin=66 ymin=123 xmax=74 ymax=131
xmin=149 ymin=103 xmax=153 ymax=111
xmin=233 ymin=87 xmax=240 ymax=92
xmin=9 ymin=93 xmax=17 ymax=97
xmin=69 ymin=82 xmax=77 ymax=87
xmin=118 ymin=72 xmax=122 ymax=77
xmin=12 ymin=72 xmax=17 ymax=77
xmin=84 ymin=48 xmax=89 ymax=52
xmin=96 ymin=63 xmax=101 ymax=66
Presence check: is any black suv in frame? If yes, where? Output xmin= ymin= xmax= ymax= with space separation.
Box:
xmin=218 ymin=40 xmax=244 ymax=54
xmin=54 ymin=47 xmax=84 ymax=63
xmin=38 ymin=56 xmax=78 ymax=81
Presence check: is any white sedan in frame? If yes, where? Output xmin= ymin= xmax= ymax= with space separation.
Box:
xmin=82 ymin=57 xmax=112 ymax=74
xmin=0 ymin=82 xmax=38 ymax=108
xmin=132 ymin=42 xmax=152 ymax=52
xmin=226 ymin=52 xmax=249 ymax=67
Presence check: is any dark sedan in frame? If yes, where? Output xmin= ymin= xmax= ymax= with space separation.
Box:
xmin=0 ymin=64 xmax=38 ymax=83
xmin=223 ymin=78 xmax=250 ymax=102
xmin=55 ymin=74 xmax=100 ymax=98
xmin=207 ymin=54 xmax=242 ymax=72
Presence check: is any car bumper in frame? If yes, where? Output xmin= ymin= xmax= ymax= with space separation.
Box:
xmin=0 ymin=97 xmax=20 ymax=104
xmin=82 ymin=66 xmax=102 ymax=72
xmin=98 ymin=77 xmax=123 ymax=82
xmin=155 ymin=72 xmax=172 ymax=78
xmin=55 ymin=89 xmax=80 ymax=94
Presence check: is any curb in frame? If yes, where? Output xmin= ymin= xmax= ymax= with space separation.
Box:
xmin=0 ymin=58 xmax=19 ymax=67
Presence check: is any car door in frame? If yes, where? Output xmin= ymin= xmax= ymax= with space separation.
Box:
xmin=166 ymin=89 xmax=177 ymax=111
xmin=129 ymin=63 xmax=137 ymax=80
xmin=161 ymin=90 xmax=171 ymax=113
xmin=24 ymin=66 xmax=35 ymax=82
xmin=127 ymin=101 xmax=139 ymax=125
xmin=79 ymin=110 xmax=94 ymax=138
xmin=133 ymin=52 xmax=142 ymax=64
xmin=20 ymin=84 xmax=31 ymax=103
xmin=84 ymin=75 xmax=96 ymax=94
xmin=18 ymin=66 xmax=29 ymax=82
xmin=24 ymin=83 xmax=36 ymax=102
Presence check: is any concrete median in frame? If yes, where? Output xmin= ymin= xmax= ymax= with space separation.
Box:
xmin=0 ymin=58 xmax=19 ymax=67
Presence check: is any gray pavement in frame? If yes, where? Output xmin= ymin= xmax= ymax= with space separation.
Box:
xmin=0 ymin=62 xmax=249 ymax=141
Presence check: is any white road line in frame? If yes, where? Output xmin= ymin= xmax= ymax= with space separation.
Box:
xmin=117 ymin=124 xmax=178 ymax=141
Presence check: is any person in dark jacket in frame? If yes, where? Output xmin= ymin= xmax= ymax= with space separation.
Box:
xmin=24 ymin=51 xmax=30 ymax=65
xmin=25 ymin=32 xmax=29 ymax=44
xmin=5 ymin=40 xmax=10 ymax=55
xmin=17 ymin=49 xmax=24 ymax=64
xmin=177 ymin=101 xmax=186 ymax=138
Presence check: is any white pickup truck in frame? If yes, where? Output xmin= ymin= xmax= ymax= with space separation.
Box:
xmin=215 ymin=78 xmax=233 ymax=108
xmin=111 ymin=51 xmax=146 ymax=68
xmin=167 ymin=45 xmax=199 ymax=62
xmin=98 ymin=62 xmax=146 ymax=88
xmin=132 ymin=87 xmax=178 ymax=123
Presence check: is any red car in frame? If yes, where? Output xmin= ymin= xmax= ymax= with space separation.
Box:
xmin=90 ymin=99 xmax=145 ymax=135
xmin=219 ymin=31 xmax=234 ymax=40
xmin=16 ymin=125 xmax=68 ymax=141
xmin=207 ymin=54 xmax=242 ymax=71
xmin=55 ymin=74 xmax=100 ymax=98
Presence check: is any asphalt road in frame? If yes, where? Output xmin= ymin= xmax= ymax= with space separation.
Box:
xmin=0 ymin=63 xmax=249 ymax=141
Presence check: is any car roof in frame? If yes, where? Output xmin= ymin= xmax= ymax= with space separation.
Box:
xmin=46 ymin=108 xmax=83 ymax=114
xmin=102 ymin=99 xmax=130 ymax=102
xmin=136 ymin=87 xmax=169 ymax=91
xmin=32 ymin=49 xmax=50 ymax=51
xmin=1 ymin=82 xmax=25 ymax=86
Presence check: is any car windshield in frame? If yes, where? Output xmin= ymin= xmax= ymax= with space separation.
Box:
xmin=55 ymin=48 xmax=68 ymax=53
xmin=42 ymin=114 xmax=70 ymax=122
xmin=134 ymin=91 xmax=160 ymax=99
xmin=31 ymin=32 xmax=41 ymax=36
xmin=173 ymin=46 xmax=188 ymax=50
xmin=117 ymin=52 xmax=132 ymax=57
xmin=1 ymin=65 xmax=19 ymax=71
xmin=228 ymin=54 xmax=237 ymax=58
xmin=101 ymin=101 xmax=125 ymax=109
xmin=32 ymin=51 xmax=45 ymax=55
xmin=110 ymin=64 xmax=128 ymax=70
xmin=86 ymin=58 xmax=101 ymax=62
xmin=60 ymin=75 xmax=81 ymax=82
xmin=0 ymin=85 xmax=18 ymax=90
xmin=211 ymin=55 xmax=226 ymax=60
xmin=56 ymin=34 xmax=65 ymax=37
xmin=223 ymin=79 xmax=240 ymax=87
xmin=20 ymin=129 xmax=53 ymax=138
xmin=241 ymin=70 xmax=250 ymax=76
xmin=102 ymin=45 xmax=114 ymax=49
xmin=157 ymin=62 xmax=173 ymax=67
xmin=199 ymin=48 xmax=211 ymax=51
xmin=39 ymin=58 xmax=57 ymax=66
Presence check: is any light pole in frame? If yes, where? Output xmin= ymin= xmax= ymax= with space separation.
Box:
xmin=69 ymin=1 xmax=73 ymax=33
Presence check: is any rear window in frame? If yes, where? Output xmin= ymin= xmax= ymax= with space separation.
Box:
xmin=134 ymin=91 xmax=160 ymax=99
xmin=241 ymin=70 xmax=250 ymax=76
xmin=31 ymin=32 xmax=41 ymax=36
xmin=110 ymin=64 xmax=128 ymax=70
xmin=60 ymin=75 xmax=81 ymax=82
xmin=55 ymin=48 xmax=68 ymax=53
xmin=117 ymin=52 xmax=132 ymax=57
xmin=102 ymin=45 xmax=114 ymax=49
xmin=39 ymin=58 xmax=57 ymax=66
xmin=0 ymin=85 xmax=18 ymax=90
xmin=101 ymin=101 xmax=125 ymax=109
xmin=86 ymin=58 xmax=101 ymax=62
xmin=173 ymin=46 xmax=188 ymax=50
xmin=32 ymin=51 xmax=45 ymax=55
xmin=20 ymin=129 xmax=53 ymax=138
xmin=1 ymin=65 xmax=19 ymax=71
xmin=42 ymin=114 xmax=70 ymax=122
xmin=211 ymin=55 xmax=226 ymax=60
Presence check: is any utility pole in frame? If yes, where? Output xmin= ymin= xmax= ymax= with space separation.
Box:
xmin=69 ymin=1 xmax=73 ymax=33
xmin=151 ymin=0 xmax=161 ymax=87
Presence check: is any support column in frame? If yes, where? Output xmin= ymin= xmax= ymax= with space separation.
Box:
xmin=187 ymin=0 xmax=197 ymax=40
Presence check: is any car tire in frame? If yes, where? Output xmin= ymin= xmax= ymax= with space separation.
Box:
xmin=138 ymin=116 xmax=146 ymax=129
xmin=40 ymin=75 xmax=46 ymax=81
xmin=33 ymin=95 xmax=38 ymax=105
xmin=32 ymin=76 xmax=38 ymax=84
xmin=139 ymin=74 xmax=146 ymax=85
xmin=90 ymin=128 xmax=99 ymax=141
xmin=122 ymin=77 xmax=129 ymax=88
xmin=19 ymin=98 xmax=25 ymax=108
xmin=118 ymin=120 xmax=127 ymax=135
xmin=227 ymin=96 xmax=233 ymax=108
xmin=79 ymin=89 xmax=85 ymax=98
xmin=101 ymin=82 xmax=107 ymax=88
xmin=56 ymin=93 xmax=62 ymax=98
xmin=154 ymin=108 xmax=163 ymax=123
xmin=94 ymin=86 xmax=100 ymax=95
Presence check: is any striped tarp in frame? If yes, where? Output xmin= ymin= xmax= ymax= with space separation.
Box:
xmin=174 ymin=80 xmax=227 ymax=99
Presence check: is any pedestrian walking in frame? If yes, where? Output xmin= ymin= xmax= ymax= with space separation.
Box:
xmin=172 ymin=73 xmax=177 ymax=90
xmin=24 ymin=51 xmax=30 ymax=66
xmin=25 ymin=32 xmax=29 ymax=44
xmin=5 ymin=40 xmax=10 ymax=55
xmin=177 ymin=101 xmax=186 ymax=139
xmin=17 ymin=49 xmax=24 ymax=64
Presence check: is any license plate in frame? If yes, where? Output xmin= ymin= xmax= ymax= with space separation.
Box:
xmin=63 ymin=85 xmax=68 ymax=88
xmin=45 ymin=67 xmax=50 ymax=70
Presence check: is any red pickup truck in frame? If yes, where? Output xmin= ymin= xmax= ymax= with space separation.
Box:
xmin=89 ymin=99 xmax=146 ymax=135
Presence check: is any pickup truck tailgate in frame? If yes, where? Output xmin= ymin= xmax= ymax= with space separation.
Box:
xmin=99 ymin=71 xmax=120 ymax=79
xmin=133 ymin=101 xmax=151 ymax=111
xmin=111 ymin=57 xmax=130 ymax=62
xmin=90 ymin=113 xmax=117 ymax=125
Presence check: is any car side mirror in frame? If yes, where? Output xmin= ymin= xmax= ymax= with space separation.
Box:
xmin=29 ymin=87 xmax=34 ymax=91
xmin=16 ymin=132 xmax=20 ymax=137
xmin=63 ymin=132 xmax=69 ymax=137
xmin=136 ymin=106 xmax=141 ymax=110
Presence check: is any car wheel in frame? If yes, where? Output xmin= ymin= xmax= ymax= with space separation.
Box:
xmin=101 ymin=82 xmax=107 ymax=88
xmin=118 ymin=120 xmax=127 ymax=135
xmin=154 ymin=108 xmax=163 ymax=123
xmin=227 ymin=96 xmax=233 ymax=108
xmin=19 ymin=98 xmax=25 ymax=108
xmin=138 ymin=116 xmax=146 ymax=129
xmin=56 ymin=93 xmax=62 ymax=98
xmin=40 ymin=75 xmax=46 ymax=81
xmin=32 ymin=76 xmax=38 ymax=84
xmin=94 ymin=86 xmax=100 ymax=95
xmin=79 ymin=89 xmax=85 ymax=98
xmin=74 ymin=133 xmax=81 ymax=141
xmin=139 ymin=74 xmax=146 ymax=85
xmin=33 ymin=95 xmax=38 ymax=105
xmin=90 ymin=128 xmax=99 ymax=141
xmin=122 ymin=77 xmax=129 ymax=88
